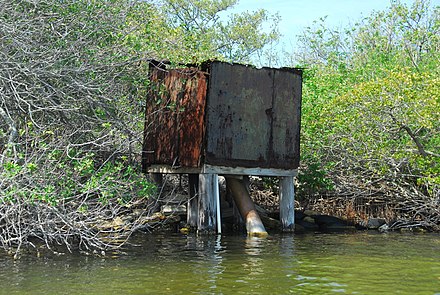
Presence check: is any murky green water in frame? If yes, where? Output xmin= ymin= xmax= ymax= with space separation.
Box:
xmin=1 ymin=232 xmax=440 ymax=294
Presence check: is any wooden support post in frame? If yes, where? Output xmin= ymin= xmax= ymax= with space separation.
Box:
xmin=213 ymin=174 xmax=222 ymax=234
xmin=279 ymin=176 xmax=295 ymax=232
xmin=197 ymin=174 xmax=219 ymax=233
xmin=187 ymin=174 xmax=199 ymax=227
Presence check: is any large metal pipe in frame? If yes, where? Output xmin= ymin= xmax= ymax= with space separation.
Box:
xmin=225 ymin=177 xmax=268 ymax=237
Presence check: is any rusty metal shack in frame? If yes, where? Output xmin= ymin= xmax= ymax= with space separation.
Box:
xmin=142 ymin=60 xmax=302 ymax=234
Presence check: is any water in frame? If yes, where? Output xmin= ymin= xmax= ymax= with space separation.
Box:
xmin=1 ymin=232 xmax=439 ymax=294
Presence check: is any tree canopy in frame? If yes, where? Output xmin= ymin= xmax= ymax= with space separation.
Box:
xmin=293 ymin=0 xmax=439 ymax=228
xmin=0 ymin=0 xmax=281 ymax=253
xmin=1 ymin=0 xmax=439 ymax=253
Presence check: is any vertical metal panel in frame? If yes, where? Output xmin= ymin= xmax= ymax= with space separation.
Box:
xmin=205 ymin=62 xmax=272 ymax=166
xmin=142 ymin=64 xmax=207 ymax=169
xmin=143 ymin=66 xmax=178 ymax=168
xmin=177 ymin=70 xmax=207 ymax=167
xmin=272 ymin=69 xmax=302 ymax=168
xmin=205 ymin=61 xmax=302 ymax=169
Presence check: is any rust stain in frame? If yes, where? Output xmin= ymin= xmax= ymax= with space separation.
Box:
xmin=143 ymin=60 xmax=303 ymax=171
xmin=178 ymin=71 xmax=207 ymax=167
xmin=204 ymin=62 xmax=302 ymax=169
xmin=143 ymin=64 xmax=207 ymax=169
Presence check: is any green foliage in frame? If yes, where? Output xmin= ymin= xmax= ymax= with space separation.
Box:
xmin=294 ymin=0 xmax=439 ymax=197
xmin=260 ymin=177 xmax=279 ymax=194
xmin=296 ymin=158 xmax=334 ymax=199
xmin=79 ymin=156 xmax=156 ymax=205
xmin=125 ymin=0 xmax=280 ymax=64
xmin=1 ymin=0 xmax=282 ymax=211
xmin=1 ymin=151 xmax=155 ymax=206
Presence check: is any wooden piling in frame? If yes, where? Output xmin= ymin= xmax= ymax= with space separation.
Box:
xmin=197 ymin=174 xmax=218 ymax=232
xmin=279 ymin=176 xmax=295 ymax=231
xmin=187 ymin=174 xmax=199 ymax=227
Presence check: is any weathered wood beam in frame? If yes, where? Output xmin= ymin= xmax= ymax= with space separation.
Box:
xmin=187 ymin=174 xmax=199 ymax=227
xmin=146 ymin=164 xmax=298 ymax=177
xmin=197 ymin=174 xmax=218 ymax=233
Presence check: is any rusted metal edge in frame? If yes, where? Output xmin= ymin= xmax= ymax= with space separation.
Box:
xmin=148 ymin=59 xmax=212 ymax=74
xmin=147 ymin=59 xmax=303 ymax=76
xmin=145 ymin=164 xmax=298 ymax=177
xmin=203 ymin=60 xmax=303 ymax=75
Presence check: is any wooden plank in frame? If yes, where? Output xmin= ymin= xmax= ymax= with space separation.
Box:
xmin=146 ymin=164 xmax=298 ymax=177
xmin=146 ymin=165 xmax=297 ymax=176
xmin=279 ymin=176 xmax=295 ymax=232
xmin=197 ymin=174 xmax=218 ymax=232
xmin=202 ymin=164 xmax=298 ymax=177
xmin=187 ymin=174 xmax=199 ymax=227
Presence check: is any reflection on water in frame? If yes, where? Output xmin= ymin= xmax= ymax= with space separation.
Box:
xmin=0 ymin=232 xmax=440 ymax=294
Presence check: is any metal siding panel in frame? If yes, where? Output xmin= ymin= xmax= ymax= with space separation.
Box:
xmin=178 ymin=71 xmax=207 ymax=167
xmin=143 ymin=66 xmax=207 ymax=169
xmin=143 ymin=68 xmax=178 ymax=168
xmin=272 ymin=70 xmax=302 ymax=168
xmin=293 ymin=72 xmax=302 ymax=168
xmin=205 ymin=62 xmax=272 ymax=167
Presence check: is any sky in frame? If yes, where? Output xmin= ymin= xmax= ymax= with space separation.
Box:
xmin=227 ymin=0 xmax=440 ymax=64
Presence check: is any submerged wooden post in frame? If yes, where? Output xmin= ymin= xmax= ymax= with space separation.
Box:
xmin=226 ymin=177 xmax=268 ymax=237
xmin=279 ymin=176 xmax=295 ymax=231
xmin=197 ymin=174 xmax=218 ymax=233
xmin=187 ymin=174 xmax=199 ymax=227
